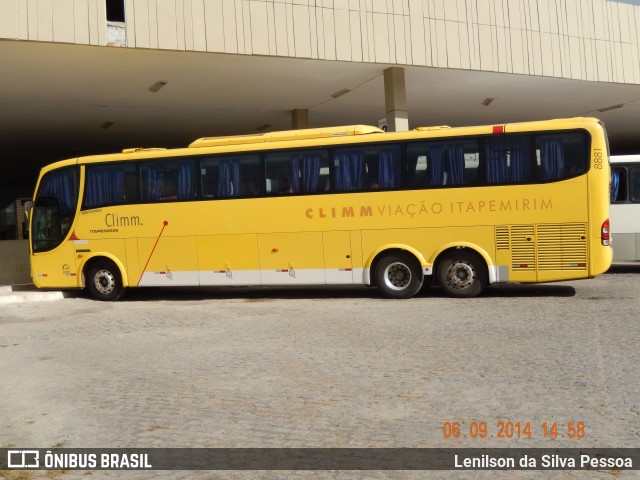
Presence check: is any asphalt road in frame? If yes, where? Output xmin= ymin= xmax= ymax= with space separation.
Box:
xmin=1 ymin=265 xmax=639 ymax=479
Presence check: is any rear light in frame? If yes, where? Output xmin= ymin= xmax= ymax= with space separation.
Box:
xmin=601 ymin=219 xmax=610 ymax=246
xmin=492 ymin=125 xmax=505 ymax=134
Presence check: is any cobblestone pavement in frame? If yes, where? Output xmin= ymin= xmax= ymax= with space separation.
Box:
xmin=1 ymin=265 xmax=639 ymax=480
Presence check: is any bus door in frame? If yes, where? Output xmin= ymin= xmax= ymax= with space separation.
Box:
xmin=30 ymin=201 xmax=79 ymax=288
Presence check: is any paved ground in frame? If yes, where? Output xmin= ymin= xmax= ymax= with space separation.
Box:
xmin=1 ymin=265 xmax=639 ymax=479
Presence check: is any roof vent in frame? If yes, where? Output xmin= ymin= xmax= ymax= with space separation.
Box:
xmin=189 ymin=125 xmax=384 ymax=148
xmin=122 ymin=148 xmax=167 ymax=153
xmin=413 ymin=125 xmax=451 ymax=131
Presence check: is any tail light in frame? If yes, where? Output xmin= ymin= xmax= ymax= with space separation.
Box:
xmin=601 ymin=219 xmax=610 ymax=246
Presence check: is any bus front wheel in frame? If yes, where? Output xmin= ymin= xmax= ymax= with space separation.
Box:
xmin=86 ymin=260 xmax=125 ymax=301
xmin=375 ymin=252 xmax=423 ymax=299
xmin=437 ymin=250 xmax=487 ymax=298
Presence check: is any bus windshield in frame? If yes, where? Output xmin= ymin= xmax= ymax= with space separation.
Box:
xmin=32 ymin=167 xmax=79 ymax=252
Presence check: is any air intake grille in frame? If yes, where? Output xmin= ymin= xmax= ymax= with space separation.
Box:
xmin=536 ymin=223 xmax=587 ymax=270
xmin=495 ymin=226 xmax=509 ymax=250
xmin=495 ymin=223 xmax=587 ymax=271
xmin=510 ymin=225 xmax=536 ymax=270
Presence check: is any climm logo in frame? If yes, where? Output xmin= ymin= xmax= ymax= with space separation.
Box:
xmin=105 ymin=213 xmax=143 ymax=227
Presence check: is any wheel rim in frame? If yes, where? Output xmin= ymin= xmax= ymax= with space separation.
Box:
xmin=445 ymin=260 xmax=476 ymax=290
xmin=94 ymin=269 xmax=115 ymax=295
xmin=383 ymin=262 xmax=412 ymax=291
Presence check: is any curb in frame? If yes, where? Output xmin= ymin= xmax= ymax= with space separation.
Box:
xmin=0 ymin=285 xmax=65 ymax=304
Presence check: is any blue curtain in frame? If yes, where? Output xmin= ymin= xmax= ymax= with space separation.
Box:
xmin=178 ymin=162 xmax=197 ymax=200
xmin=217 ymin=161 xmax=232 ymax=197
xmin=485 ymin=137 xmax=533 ymax=183
xmin=510 ymin=138 xmax=532 ymax=182
xmin=39 ymin=169 xmax=77 ymax=214
xmin=484 ymin=138 xmax=510 ymax=183
xmin=142 ymin=166 xmax=164 ymax=201
xmin=85 ymin=167 xmax=125 ymax=208
xmin=335 ymin=151 xmax=364 ymax=191
xmin=290 ymin=156 xmax=321 ymax=193
xmin=427 ymin=145 xmax=445 ymax=186
xmin=378 ymin=149 xmax=400 ymax=188
xmin=447 ymin=145 xmax=465 ymax=185
xmin=610 ymin=169 xmax=620 ymax=202
xmin=217 ymin=161 xmax=241 ymax=198
xmin=231 ymin=161 xmax=240 ymax=196
xmin=540 ymin=139 xmax=565 ymax=181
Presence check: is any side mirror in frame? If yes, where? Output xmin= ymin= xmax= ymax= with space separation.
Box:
xmin=24 ymin=200 xmax=33 ymax=220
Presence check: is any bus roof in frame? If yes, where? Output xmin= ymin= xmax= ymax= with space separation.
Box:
xmin=38 ymin=116 xmax=605 ymax=173
xmin=610 ymin=154 xmax=640 ymax=163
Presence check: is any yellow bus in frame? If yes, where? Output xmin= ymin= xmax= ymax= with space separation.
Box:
xmin=27 ymin=117 xmax=612 ymax=300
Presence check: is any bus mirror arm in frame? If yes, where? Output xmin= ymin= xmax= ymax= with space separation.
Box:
xmin=24 ymin=200 xmax=33 ymax=220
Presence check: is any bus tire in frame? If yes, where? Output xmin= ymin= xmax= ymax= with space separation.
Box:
xmin=86 ymin=260 xmax=125 ymax=301
xmin=437 ymin=249 xmax=487 ymax=298
xmin=375 ymin=252 xmax=423 ymax=299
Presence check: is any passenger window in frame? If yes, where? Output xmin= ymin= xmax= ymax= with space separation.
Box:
xmin=140 ymin=159 xmax=197 ymax=202
xmin=201 ymin=154 xmax=261 ymax=198
xmin=265 ymin=149 xmax=329 ymax=194
xmin=611 ymin=167 xmax=627 ymax=203
xmin=535 ymin=132 xmax=588 ymax=182
xmin=630 ymin=168 xmax=640 ymax=203
xmin=406 ymin=140 xmax=479 ymax=188
xmin=484 ymin=135 xmax=532 ymax=184
xmin=334 ymin=145 xmax=401 ymax=191
xmin=84 ymin=163 xmax=138 ymax=208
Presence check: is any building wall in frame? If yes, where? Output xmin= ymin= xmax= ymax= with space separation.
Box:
xmin=1 ymin=0 xmax=639 ymax=84
xmin=0 ymin=0 xmax=107 ymax=45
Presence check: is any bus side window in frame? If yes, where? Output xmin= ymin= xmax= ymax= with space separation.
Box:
xmin=611 ymin=167 xmax=627 ymax=203
xmin=265 ymin=152 xmax=292 ymax=194
xmin=406 ymin=140 xmax=477 ymax=188
xmin=405 ymin=151 xmax=427 ymax=188
xmin=535 ymin=132 xmax=587 ymax=182
xmin=141 ymin=161 xmax=180 ymax=202
xmin=201 ymin=154 xmax=259 ymax=198
xmin=266 ymin=149 xmax=328 ymax=194
xmin=630 ymin=168 xmax=640 ymax=202
xmin=485 ymin=135 xmax=532 ymax=184
xmin=84 ymin=163 xmax=137 ymax=208
xmin=333 ymin=149 xmax=365 ymax=191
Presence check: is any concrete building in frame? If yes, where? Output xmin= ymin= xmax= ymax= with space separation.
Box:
xmin=1 ymin=0 xmax=640 ymax=281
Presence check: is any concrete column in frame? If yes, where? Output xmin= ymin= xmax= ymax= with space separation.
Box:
xmin=383 ymin=67 xmax=409 ymax=132
xmin=292 ymin=109 xmax=308 ymax=129
xmin=15 ymin=199 xmax=24 ymax=240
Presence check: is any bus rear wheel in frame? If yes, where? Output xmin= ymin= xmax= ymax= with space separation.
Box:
xmin=437 ymin=250 xmax=487 ymax=298
xmin=86 ymin=260 xmax=125 ymax=301
xmin=375 ymin=252 xmax=423 ymax=299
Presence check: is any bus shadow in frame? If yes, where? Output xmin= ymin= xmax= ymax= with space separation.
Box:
xmin=478 ymin=284 xmax=576 ymax=298
xmin=606 ymin=263 xmax=640 ymax=274
xmin=106 ymin=283 xmax=577 ymax=302
xmin=118 ymin=285 xmax=383 ymax=302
